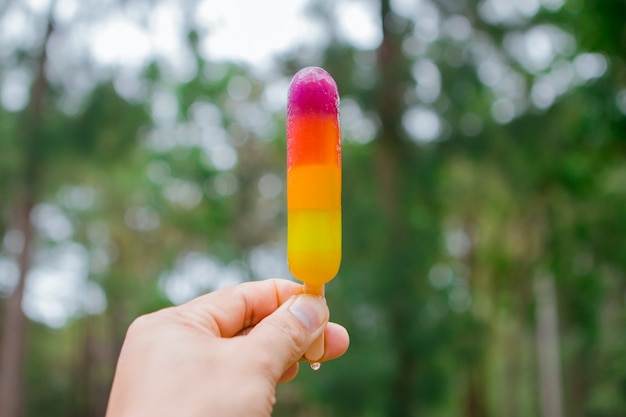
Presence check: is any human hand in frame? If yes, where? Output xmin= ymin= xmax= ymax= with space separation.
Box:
xmin=105 ymin=278 xmax=350 ymax=417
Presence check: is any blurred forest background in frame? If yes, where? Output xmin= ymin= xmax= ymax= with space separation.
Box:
xmin=1 ymin=0 xmax=625 ymax=416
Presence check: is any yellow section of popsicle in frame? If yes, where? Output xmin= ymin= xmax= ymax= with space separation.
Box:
xmin=288 ymin=210 xmax=341 ymax=286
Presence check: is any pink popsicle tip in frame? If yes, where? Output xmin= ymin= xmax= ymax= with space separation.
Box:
xmin=288 ymin=67 xmax=339 ymax=116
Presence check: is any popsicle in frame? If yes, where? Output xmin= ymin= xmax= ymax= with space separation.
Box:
xmin=287 ymin=66 xmax=341 ymax=363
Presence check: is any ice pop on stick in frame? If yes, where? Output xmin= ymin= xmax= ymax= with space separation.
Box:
xmin=287 ymin=66 xmax=341 ymax=363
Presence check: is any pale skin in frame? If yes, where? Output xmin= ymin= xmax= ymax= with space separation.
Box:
xmin=105 ymin=279 xmax=350 ymax=417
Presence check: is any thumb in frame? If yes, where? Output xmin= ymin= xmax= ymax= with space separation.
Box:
xmin=244 ymin=294 xmax=328 ymax=380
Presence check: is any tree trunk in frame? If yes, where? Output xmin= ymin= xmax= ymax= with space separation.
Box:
xmin=0 ymin=195 xmax=34 ymax=417
xmin=534 ymin=275 xmax=563 ymax=417
xmin=0 ymin=13 xmax=54 ymax=417
xmin=69 ymin=316 xmax=111 ymax=417
xmin=375 ymin=0 xmax=421 ymax=415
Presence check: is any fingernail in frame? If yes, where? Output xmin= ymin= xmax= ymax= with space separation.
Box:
xmin=289 ymin=295 xmax=326 ymax=331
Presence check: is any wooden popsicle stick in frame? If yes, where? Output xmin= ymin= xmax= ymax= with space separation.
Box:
xmin=303 ymin=283 xmax=325 ymax=362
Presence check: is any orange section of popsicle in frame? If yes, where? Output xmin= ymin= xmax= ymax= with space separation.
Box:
xmin=287 ymin=165 xmax=341 ymax=210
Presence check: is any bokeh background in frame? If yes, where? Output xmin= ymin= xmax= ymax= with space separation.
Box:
xmin=1 ymin=0 xmax=625 ymax=416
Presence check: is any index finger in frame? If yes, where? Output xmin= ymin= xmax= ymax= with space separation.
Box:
xmin=179 ymin=278 xmax=303 ymax=338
